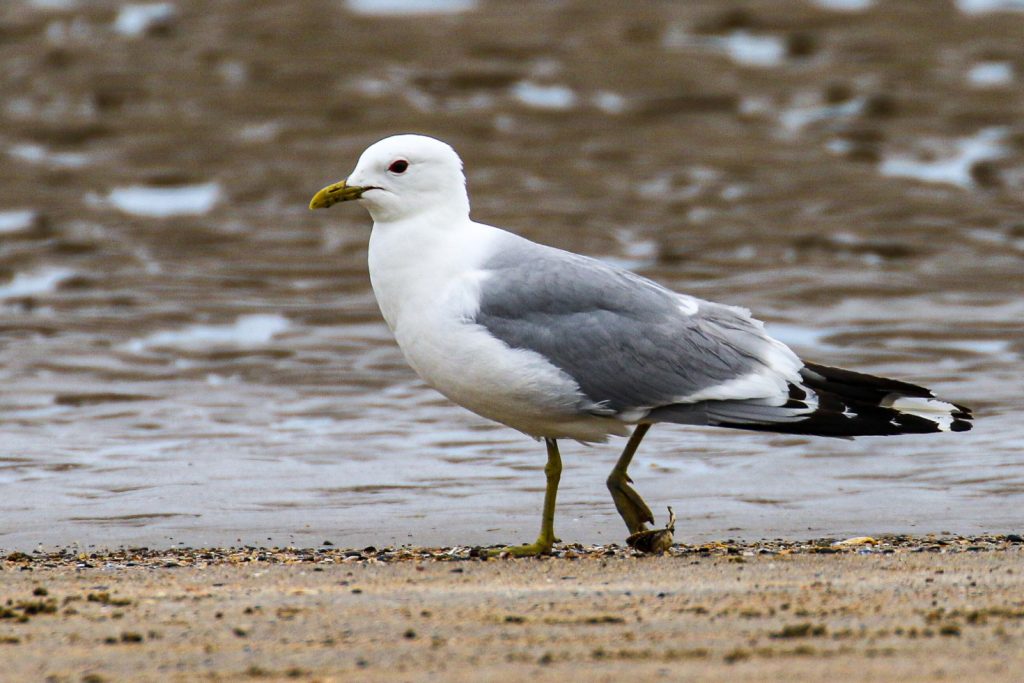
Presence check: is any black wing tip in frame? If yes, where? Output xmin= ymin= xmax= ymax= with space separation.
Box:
xmin=952 ymin=405 xmax=973 ymax=420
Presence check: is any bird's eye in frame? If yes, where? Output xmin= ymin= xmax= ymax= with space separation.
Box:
xmin=388 ymin=159 xmax=409 ymax=174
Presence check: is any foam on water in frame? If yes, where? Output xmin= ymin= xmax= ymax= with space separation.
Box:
xmin=967 ymin=61 xmax=1014 ymax=87
xmin=106 ymin=182 xmax=221 ymax=217
xmin=0 ymin=268 xmax=74 ymax=299
xmin=28 ymin=0 xmax=78 ymax=8
xmin=345 ymin=0 xmax=476 ymax=15
xmin=879 ymin=127 xmax=1007 ymax=188
xmin=9 ymin=143 xmax=91 ymax=169
xmin=718 ymin=32 xmax=786 ymax=68
xmin=663 ymin=29 xmax=787 ymax=68
xmin=113 ymin=3 xmax=177 ymax=37
xmin=780 ymin=97 xmax=864 ymax=133
xmin=124 ymin=314 xmax=290 ymax=353
xmin=237 ymin=122 xmax=281 ymax=144
xmin=510 ymin=81 xmax=577 ymax=110
xmin=813 ymin=0 xmax=874 ymax=9
xmin=0 ymin=210 xmax=38 ymax=234
xmin=592 ymin=91 xmax=627 ymax=115
xmin=956 ymin=0 xmax=1024 ymax=13
xmin=603 ymin=230 xmax=657 ymax=270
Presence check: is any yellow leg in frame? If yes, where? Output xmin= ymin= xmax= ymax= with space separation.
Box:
xmin=606 ymin=424 xmax=654 ymax=534
xmin=488 ymin=439 xmax=562 ymax=557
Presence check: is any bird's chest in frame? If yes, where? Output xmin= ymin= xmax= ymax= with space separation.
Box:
xmin=368 ymin=226 xmax=489 ymax=387
xmin=376 ymin=268 xmax=495 ymax=398
xmin=368 ymin=229 xmax=474 ymax=335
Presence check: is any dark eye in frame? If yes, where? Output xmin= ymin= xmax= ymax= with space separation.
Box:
xmin=388 ymin=159 xmax=409 ymax=174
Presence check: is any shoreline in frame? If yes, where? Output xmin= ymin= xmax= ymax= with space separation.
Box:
xmin=5 ymin=532 xmax=1022 ymax=568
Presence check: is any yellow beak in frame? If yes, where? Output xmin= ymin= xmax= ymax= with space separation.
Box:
xmin=308 ymin=180 xmax=367 ymax=209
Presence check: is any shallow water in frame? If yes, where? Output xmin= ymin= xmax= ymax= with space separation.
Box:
xmin=1 ymin=0 xmax=1022 ymax=551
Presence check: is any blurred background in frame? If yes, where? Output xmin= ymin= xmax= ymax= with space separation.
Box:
xmin=1 ymin=0 xmax=1022 ymax=551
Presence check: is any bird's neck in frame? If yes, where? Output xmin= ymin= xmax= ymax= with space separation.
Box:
xmin=367 ymin=216 xmax=496 ymax=332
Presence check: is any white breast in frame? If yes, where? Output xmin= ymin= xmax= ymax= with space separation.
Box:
xmin=367 ymin=218 xmax=625 ymax=441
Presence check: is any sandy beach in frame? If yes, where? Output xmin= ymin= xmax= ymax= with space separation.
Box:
xmin=4 ymin=536 xmax=1023 ymax=682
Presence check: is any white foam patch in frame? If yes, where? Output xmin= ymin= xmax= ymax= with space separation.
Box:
xmin=813 ymin=0 xmax=874 ymax=10
xmin=717 ymin=31 xmax=786 ymax=67
xmin=967 ymin=61 xmax=1014 ymax=87
xmin=510 ymin=81 xmax=577 ymax=110
xmin=345 ymin=0 xmax=476 ymax=15
xmin=29 ymin=0 xmax=78 ymax=8
xmin=956 ymin=0 xmax=1024 ymax=13
xmin=0 ymin=268 xmax=74 ymax=299
xmin=113 ymin=3 xmax=176 ymax=37
xmin=592 ymin=91 xmax=627 ymax=115
xmin=107 ymin=182 xmax=221 ymax=217
xmin=879 ymin=127 xmax=1007 ymax=188
xmin=780 ymin=97 xmax=864 ymax=133
xmin=9 ymin=143 xmax=90 ymax=169
xmin=0 ymin=210 xmax=38 ymax=234
xmin=124 ymin=314 xmax=290 ymax=353
xmin=237 ymin=122 xmax=281 ymax=143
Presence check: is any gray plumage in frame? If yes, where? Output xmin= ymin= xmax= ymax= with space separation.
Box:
xmin=473 ymin=238 xmax=784 ymax=417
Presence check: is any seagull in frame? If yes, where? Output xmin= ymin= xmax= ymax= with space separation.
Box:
xmin=309 ymin=134 xmax=973 ymax=556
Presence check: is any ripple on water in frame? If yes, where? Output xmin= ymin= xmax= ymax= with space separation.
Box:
xmin=812 ymin=0 xmax=875 ymax=10
xmin=113 ymin=3 xmax=177 ymax=37
xmin=967 ymin=61 xmax=1014 ymax=88
xmin=0 ymin=210 xmax=39 ymax=235
xmin=956 ymin=0 xmax=1024 ymax=14
xmin=716 ymin=32 xmax=787 ymax=68
xmin=0 ymin=268 xmax=75 ymax=300
xmin=510 ymin=81 xmax=577 ymax=111
xmin=123 ymin=314 xmax=290 ymax=353
xmin=879 ymin=128 xmax=1007 ymax=189
xmin=104 ymin=182 xmax=222 ymax=218
xmin=345 ymin=0 xmax=476 ymax=16
xmin=9 ymin=143 xmax=91 ymax=169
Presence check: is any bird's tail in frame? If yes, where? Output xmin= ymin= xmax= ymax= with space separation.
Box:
xmin=652 ymin=362 xmax=973 ymax=438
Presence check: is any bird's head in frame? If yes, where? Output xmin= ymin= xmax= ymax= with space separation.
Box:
xmin=309 ymin=134 xmax=469 ymax=223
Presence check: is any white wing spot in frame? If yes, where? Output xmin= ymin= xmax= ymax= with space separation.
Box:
xmin=677 ymin=296 xmax=699 ymax=315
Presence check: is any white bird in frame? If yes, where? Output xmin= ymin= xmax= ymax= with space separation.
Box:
xmin=310 ymin=134 xmax=973 ymax=556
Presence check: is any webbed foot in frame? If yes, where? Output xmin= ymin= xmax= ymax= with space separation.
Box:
xmin=485 ymin=536 xmax=555 ymax=558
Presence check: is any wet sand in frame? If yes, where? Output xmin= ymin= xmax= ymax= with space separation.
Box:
xmin=4 ymin=537 xmax=1023 ymax=682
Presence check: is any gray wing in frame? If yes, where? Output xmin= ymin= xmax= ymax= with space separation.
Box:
xmin=473 ymin=238 xmax=793 ymax=416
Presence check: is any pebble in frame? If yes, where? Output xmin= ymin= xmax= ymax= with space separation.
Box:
xmin=2 ymin=534 xmax=1020 ymax=569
